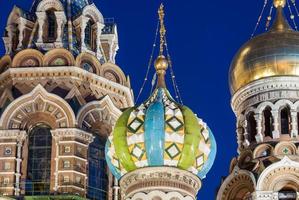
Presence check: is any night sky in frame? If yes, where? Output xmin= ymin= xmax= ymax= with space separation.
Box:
xmin=0 ymin=0 xmax=276 ymax=199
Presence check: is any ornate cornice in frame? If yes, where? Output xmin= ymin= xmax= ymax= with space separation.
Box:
xmin=0 ymin=67 xmax=134 ymax=108
xmin=51 ymin=128 xmax=94 ymax=144
xmin=0 ymin=130 xmax=26 ymax=141
xmin=231 ymin=76 xmax=299 ymax=114
xmin=120 ymin=167 xmax=201 ymax=200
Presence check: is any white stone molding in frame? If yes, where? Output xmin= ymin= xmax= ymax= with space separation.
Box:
xmin=79 ymin=16 xmax=89 ymax=51
xmin=256 ymin=156 xmax=299 ymax=191
xmin=96 ymin=22 xmax=105 ymax=59
xmin=120 ymin=167 xmax=201 ymax=200
xmin=82 ymin=4 xmax=104 ymax=24
xmin=36 ymin=0 xmax=64 ymax=12
xmin=51 ymin=128 xmax=94 ymax=144
xmin=128 ymin=191 xmax=194 ymax=200
xmin=0 ymin=84 xmax=76 ymax=129
xmin=270 ymin=110 xmax=280 ymax=139
xmin=16 ymin=18 xmax=26 ymax=49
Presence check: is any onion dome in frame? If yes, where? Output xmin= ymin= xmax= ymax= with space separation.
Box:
xmin=105 ymin=4 xmax=216 ymax=180
xmin=230 ymin=0 xmax=299 ymax=93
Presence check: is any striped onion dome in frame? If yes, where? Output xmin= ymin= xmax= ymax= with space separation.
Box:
xmin=105 ymin=55 xmax=217 ymax=180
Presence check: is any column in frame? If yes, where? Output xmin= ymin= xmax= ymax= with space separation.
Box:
xmin=14 ymin=131 xmax=26 ymax=196
xmin=271 ymin=110 xmax=280 ymax=139
xmin=36 ymin=12 xmax=46 ymax=43
xmin=17 ymin=19 xmax=26 ymax=49
xmin=54 ymin=11 xmax=66 ymax=44
xmin=4 ymin=25 xmax=14 ymax=54
xmin=51 ymin=134 xmax=59 ymax=192
xmin=290 ymin=110 xmax=298 ymax=137
xmin=113 ymin=177 xmax=120 ymax=200
xmin=254 ymin=113 xmax=263 ymax=143
xmin=81 ymin=16 xmax=88 ymax=51
xmin=241 ymin=119 xmax=250 ymax=147
xmin=96 ymin=22 xmax=105 ymax=58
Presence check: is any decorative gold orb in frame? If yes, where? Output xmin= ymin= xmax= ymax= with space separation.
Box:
xmin=154 ymin=55 xmax=169 ymax=71
xmin=274 ymin=0 xmax=286 ymax=8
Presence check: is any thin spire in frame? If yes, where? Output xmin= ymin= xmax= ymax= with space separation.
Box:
xmin=270 ymin=0 xmax=293 ymax=31
xmin=155 ymin=3 xmax=169 ymax=88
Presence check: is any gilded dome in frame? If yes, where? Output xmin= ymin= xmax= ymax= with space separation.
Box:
xmin=229 ymin=4 xmax=299 ymax=93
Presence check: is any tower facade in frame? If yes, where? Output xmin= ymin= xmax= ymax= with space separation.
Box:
xmin=217 ymin=0 xmax=299 ymax=199
xmin=105 ymin=5 xmax=217 ymax=200
xmin=0 ymin=0 xmax=133 ymax=199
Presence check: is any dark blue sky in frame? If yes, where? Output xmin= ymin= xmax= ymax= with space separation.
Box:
xmin=0 ymin=0 xmax=270 ymax=199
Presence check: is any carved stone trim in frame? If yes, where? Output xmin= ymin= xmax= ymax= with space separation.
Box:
xmin=51 ymin=128 xmax=94 ymax=144
xmin=120 ymin=167 xmax=201 ymax=200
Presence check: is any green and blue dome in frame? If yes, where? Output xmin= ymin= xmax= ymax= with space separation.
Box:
xmin=105 ymin=56 xmax=216 ymax=180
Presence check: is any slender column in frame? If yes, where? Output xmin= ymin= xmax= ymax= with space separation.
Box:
xmin=113 ymin=177 xmax=120 ymax=200
xmin=241 ymin=119 xmax=250 ymax=148
xmin=14 ymin=131 xmax=26 ymax=196
xmin=271 ymin=110 xmax=280 ymax=139
xmin=17 ymin=19 xmax=26 ymax=49
xmin=254 ymin=113 xmax=263 ymax=143
xmin=36 ymin=12 xmax=46 ymax=43
xmin=52 ymin=135 xmax=59 ymax=192
xmin=290 ymin=110 xmax=298 ymax=137
xmin=96 ymin=22 xmax=105 ymax=59
xmin=54 ymin=11 xmax=66 ymax=43
xmin=5 ymin=25 xmax=15 ymax=53
xmin=81 ymin=16 xmax=88 ymax=50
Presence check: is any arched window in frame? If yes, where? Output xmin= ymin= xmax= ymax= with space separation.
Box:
xmin=247 ymin=112 xmax=257 ymax=142
xmin=46 ymin=10 xmax=56 ymax=42
xmin=280 ymin=107 xmax=291 ymax=135
xmin=263 ymin=107 xmax=273 ymax=138
xmin=26 ymin=125 xmax=52 ymax=195
xmin=85 ymin=19 xmax=95 ymax=51
xmin=87 ymin=135 xmax=108 ymax=199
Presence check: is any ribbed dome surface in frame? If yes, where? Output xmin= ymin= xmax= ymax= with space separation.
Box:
xmin=229 ymin=6 xmax=299 ymax=93
xmin=105 ymin=87 xmax=216 ymax=180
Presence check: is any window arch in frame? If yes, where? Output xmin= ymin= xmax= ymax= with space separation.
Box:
xmin=26 ymin=125 xmax=52 ymax=195
xmin=46 ymin=10 xmax=57 ymax=42
xmin=280 ymin=107 xmax=291 ymax=135
xmin=278 ymin=188 xmax=297 ymax=200
xmin=263 ymin=107 xmax=273 ymax=138
xmin=87 ymin=134 xmax=108 ymax=199
xmin=247 ymin=112 xmax=257 ymax=142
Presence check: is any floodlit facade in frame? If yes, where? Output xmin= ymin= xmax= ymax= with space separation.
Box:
xmin=0 ymin=0 xmax=134 ymax=199
xmin=217 ymin=0 xmax=299 ymax=199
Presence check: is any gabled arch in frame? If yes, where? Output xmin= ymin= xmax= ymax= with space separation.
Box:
xmin=77 ymin=95 xmax=122 ymax=136
xmin=43 ymin=48 xmax=75 ymax=66
xmin=36 ymin=0 xmax=64 ymax=12
xmin=82 ymin=4 xmax=104 ymax=23
xmin=75 ymin=52 xmax=101 ymax=74
xmin=0 ymin=84 xmax=76 ymax=129
xmin=101 ymin=62 xmax=127 ymax=85
xmin=12 ymin=49 xmax=43 ymax=67
xmin=257 ymin=157 xmax=299 ymax=191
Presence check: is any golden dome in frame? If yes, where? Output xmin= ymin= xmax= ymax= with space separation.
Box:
xmin=229 ymin=3 xmax=299 ymax=93
xmin=155 ymin=55 xmax=169 ymax=72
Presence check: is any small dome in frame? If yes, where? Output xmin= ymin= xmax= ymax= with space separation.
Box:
xmin=105 ymin=87 xmax=216 ymax=180
xmin=229 ymin=5 xmax=299 ymax=93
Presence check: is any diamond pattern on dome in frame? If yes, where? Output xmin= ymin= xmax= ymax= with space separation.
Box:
xmin=128 ymin=118 xmax=143 ymax=132
xmin=165 ymin=143 xmax=181 ymax=159
xmin=166 ymin=117 xmax=183 ymax=131
xmin=196 ymin=154 xmax=204 ymax=169
xmin=131 ymin=144 xmax=145 ymax=160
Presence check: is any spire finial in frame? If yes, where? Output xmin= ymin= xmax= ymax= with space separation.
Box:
xmin=273 ymin=0 xmax=286 ymax=8
xmin=155 ymin=3 xmax=169 ymax=88
xmin=158 ymin=3 xmax=166 ymax=55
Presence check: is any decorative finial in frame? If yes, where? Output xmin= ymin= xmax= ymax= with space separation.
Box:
xmin=154 ymin=3 xmax=169 ymax=88
xmin=273 ymin=0 xmax=286 ymax=8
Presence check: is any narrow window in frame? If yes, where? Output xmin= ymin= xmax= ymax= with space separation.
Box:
xmin=263 ymin=107 xmax=273 ymax=138
xmin=281 ymin=107 xmax=291 ymax=135
xmin=46 ymin=10 xmax=56 ymax=42
xmin=247 ymin=112 xmax=257 ymax=142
